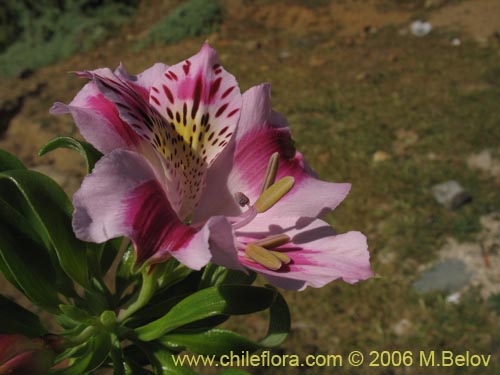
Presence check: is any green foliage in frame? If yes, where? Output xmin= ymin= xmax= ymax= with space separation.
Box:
xmin=0 ymin=0 xmax=138 ymax=77
xmin=1 ymin=140 xmax=291 ymax=374
xmin=139 ymin=0 xmax=222 ymax=49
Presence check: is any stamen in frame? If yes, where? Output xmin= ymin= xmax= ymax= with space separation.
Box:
xmin=234 ymin=192 xmax=250 ymax=207
xmin=269 ymin=250 xmax=291 ymax=265
xmin=261 ymin=152 xmax=280 ymax=193
xmin=245 ymin=243 xmax=282 ymax=270
xmin=252 ymin=234 xmax=291 ymax=248
xmin=231 ymin=206 xmax=257 ymax=230
xmin=255 ymin=176 xmax=295 ymax=213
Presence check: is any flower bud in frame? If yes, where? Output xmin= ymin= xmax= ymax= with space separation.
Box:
xmin=0 ymin=334 xmax=55 ymax=375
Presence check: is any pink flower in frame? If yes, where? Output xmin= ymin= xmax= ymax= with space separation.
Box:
xmin=51 ymin=44 xmax=373 ymax=289
xmin=0 ymin=335 xmax=54 ymax=375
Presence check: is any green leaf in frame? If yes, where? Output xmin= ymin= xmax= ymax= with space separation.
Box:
xmin=139 ymin=343 xmax=196 ymax=375
xmin=110 ymin=334 xmax=126 ymax=375
xmin=59 ymin=304 xmax=92 ymax=323
xmin=116 ymin=243 xmax=140 ymax=298
xmin=200 ymin=264 xmax=256 ymax=288
xmin=0 ymin=169 xmax=90 ymax=288
xmin=0 ymin=212 xmax=60 ymax=312
xmin=0 ymin=149 xmax=26 ymax=171
xmin=259 ymin=291 xmax=290 ymax=348
xmin=50 ymin=333 xmax=111 ymax=375
xmin=39 ymin=136 xmax=102 ymax=173
xmin=0 ymin=195 xmax=76 ymax=298
xmin=0 ymin=295 xmax=46 ymax=336
xmin=135 ymin=285 xmax=276 ymax=341
xmin=159 ymin=329 xmax=260 ymax=356
xmin=158 ymin=291 xmax=291 ymax=356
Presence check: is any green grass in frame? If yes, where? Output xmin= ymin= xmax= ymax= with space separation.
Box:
xmin=137 ymin=0 xmax=222 ymax=50
xmin=0 ymin=1 xmax=137 ymax=77
xmin=217 ymin=24 xmax=500 ymax=375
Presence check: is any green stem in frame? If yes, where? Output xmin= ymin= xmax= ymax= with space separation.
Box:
xmin=66 ymin=326 xmax=97 ymax=347
xmin=117 ymin=268 xmax=157 ymax=322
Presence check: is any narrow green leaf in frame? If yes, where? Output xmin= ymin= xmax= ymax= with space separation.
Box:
xmin=158 ymin=291 xmax=291 ymax=357
xmin=116 ymin=244 xmax=140 ymax=298
xmin=0 ymin=149 xmax=26 ymax=171
xmin=159 ymin=329 xmax=260 ymax=356
xmin=139 ymin=343 xmax=196 ymax=375
xmin=39 ymin=136 xmax=102 ymax=173
xmin=135 ymin=286 xmax=276 ymax=341
xmin=259 ymin=291 xmax=290 ymax=348
xmin=0 ymin=196 xmax=77 ymax=298
xmin=0 ymin=216 xmax=60 ymax=312
xmin=110 ymin=334 xmax=126 ymax=375
xmin=59 ymin=304 xmax=92 ymax=323
xmin=0 ymin=295 xmax=46 ymax=336
xmin=201 ymin=264 xmax=256 ymax=288
xmin=50 ymin=333 xmax=111 ymax=375
xmin=0 ymin=170 xmax=90 ymax=288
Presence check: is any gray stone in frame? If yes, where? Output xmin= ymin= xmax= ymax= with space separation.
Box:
xmin=413 ymin=259 xmax=472 ymax=293
xmin=431 ymin=180 xmax=471 ymax=209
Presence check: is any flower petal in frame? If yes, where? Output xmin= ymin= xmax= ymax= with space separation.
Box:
xmin=72 ymin=150 xmax=211 ymax=269
xmin=194 ymin=84 xmax=350 ymax=224
xmin=238 ymin=219 xmax=373 ymax=290
xmin=50 ymin=76 xmax=141 ymax=154
xmin=116 ymin=62 xmax=169 ymax=100
xmin=149 ymin=43 xmax=242 ymax=167
xmin=86 ymin=65 xmax=212 ymax=219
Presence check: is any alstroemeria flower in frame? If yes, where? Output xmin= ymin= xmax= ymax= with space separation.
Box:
xmin=0 ymin=335 xmax=55 ymax=375
xmin=51 ymin=44 xmax=373 ymax=289
xmin=51 ymin=44 xmax=241 ymax=270
xmin=195 ymin=84 xmax=373 ymax=290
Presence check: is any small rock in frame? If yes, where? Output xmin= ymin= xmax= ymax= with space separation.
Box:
xmin=410 ymin=20 xmax=432 ymax=37
xmin=431 ymin=180 xmax=471 ymax=209
xmin=467 ymin=150 xmax=500 ymax=177
xmin=451 ymin=38 xmax=461 ymax=46
xmin=355 ymin=72 xmax=369 ymax=81
xmin=372 ymin=150 xmax=391 ymax=163
xmin=392 ymin=318 xmax=412 ymax=337
xmin=278 ymin=50 xmax=291 ymax=60
xmin=445 ymin=292 xmax=462 ymax=304
xmin=413 ymin=259 xmax=472 ymax=293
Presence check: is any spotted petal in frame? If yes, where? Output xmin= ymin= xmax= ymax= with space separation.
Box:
xmin=72 ymin=149 xmax=215 ymax=269
xmin=49 ymin=64 xmax=168 ymax=154
xmin=194 ymin=83 xmax=350 ymax=225
xmin=149 ymin=43 xmax=242 ymax=168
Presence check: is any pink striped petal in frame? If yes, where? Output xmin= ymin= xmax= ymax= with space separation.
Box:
xmin=72 ymin=150 xmax=212 ymax=269
xmin=149 ymin=43 xmax=242 ymax=168
xmin=194 ymin=84 xmax=350 ymax=224
xmin=237 ymin=219 xmax=373 ymax=290
xmin=50 ymin=78 xmax=141 ymax=154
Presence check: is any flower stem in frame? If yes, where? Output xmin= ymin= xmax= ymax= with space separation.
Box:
xmin=117 ymin=267 xmax=157 ymax=322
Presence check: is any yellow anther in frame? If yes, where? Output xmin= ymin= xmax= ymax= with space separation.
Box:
xmin=255 ymin=176 xmax=294 ymax=213
xmin=269 ymin=250 xmax=291 ymax=265
xmin=253 ymin=234 xmax=291 ymax=249
xmin=245 ymin=243 xmax=282 ymax=270
xmin=261 ymin=152 xmax=280 ymax=193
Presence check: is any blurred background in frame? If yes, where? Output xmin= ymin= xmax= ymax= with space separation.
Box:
xmin=1 ymin=0 xmax=500 ymax=373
